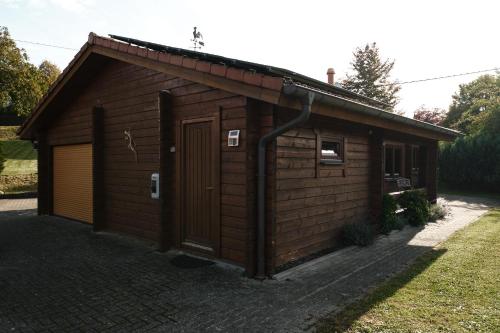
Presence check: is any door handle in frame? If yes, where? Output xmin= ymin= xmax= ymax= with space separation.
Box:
xmin=206 ymin=186 xmax=214 ymax=190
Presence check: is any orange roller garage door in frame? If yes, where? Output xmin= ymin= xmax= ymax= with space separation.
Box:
xmin=53 ymin=144 xmax=93 ymax=224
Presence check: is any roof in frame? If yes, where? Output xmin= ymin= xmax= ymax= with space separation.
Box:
xmin=18 ymin=32 xmax=460 ymax=140
xmin=108 ymin=34 xmax=390 ymax=109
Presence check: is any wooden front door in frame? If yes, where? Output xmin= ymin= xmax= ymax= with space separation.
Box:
xmin=178 ymin=115 xmax=220 ymax=255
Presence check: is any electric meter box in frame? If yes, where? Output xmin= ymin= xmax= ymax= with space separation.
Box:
xmin=151 ymin=173 xmax=159 ymax=199
xmin=228 ymin=130 xmax=240 ymax=147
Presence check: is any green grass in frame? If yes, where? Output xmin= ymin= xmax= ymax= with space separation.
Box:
xmin=0 ymin=140 xmax=37 ymax=176
xmin=318 ymin=209 xmax=500 ymax=333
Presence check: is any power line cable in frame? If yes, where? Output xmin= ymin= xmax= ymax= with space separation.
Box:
xmin=384 ymin=67 xmax=499 ymax=86
xmin=14 ymin=39 xmax=78 ymax=51
xmin=13 ymin=38 xmax=499 ymax=85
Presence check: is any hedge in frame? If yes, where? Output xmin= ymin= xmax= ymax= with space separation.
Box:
xmin=439 ymin=133 xmax=500 ymax=192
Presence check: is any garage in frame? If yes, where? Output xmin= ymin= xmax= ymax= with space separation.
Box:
xmin=52 ymin=144 xmax=93 ymax=224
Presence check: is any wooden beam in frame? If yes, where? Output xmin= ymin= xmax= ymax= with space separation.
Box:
xmin=92 ymin=106 xmax=105 ymax=231
xmin=159 ymin=90 xmax=173 ymax=251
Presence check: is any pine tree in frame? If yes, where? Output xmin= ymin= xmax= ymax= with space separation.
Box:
xmin=342 ymin=42 xmax=401 ymax=110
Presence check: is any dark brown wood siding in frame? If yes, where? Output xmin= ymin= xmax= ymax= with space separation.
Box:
xmin=274 ymin=112 xmax=371 ymax=267
xmin=44 ymin=59 xmax=250 ymax=267
xmin=170 ymin=86 xmax=249 ymax=265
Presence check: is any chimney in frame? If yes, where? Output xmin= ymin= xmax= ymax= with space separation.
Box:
xmin=327 ymin=67 xmax=335 ymax=85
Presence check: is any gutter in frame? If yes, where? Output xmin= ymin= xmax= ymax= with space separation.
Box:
xmin=284 ymin=82 xmax=461 ymax=138
xmin=255 ymin=90 xmax=315 ymax=279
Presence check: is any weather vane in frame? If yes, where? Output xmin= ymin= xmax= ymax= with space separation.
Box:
xmin=191 ymin=26 xmax=204 ymax=51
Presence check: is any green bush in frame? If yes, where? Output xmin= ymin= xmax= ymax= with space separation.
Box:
xmin=342 ymin=222 xmax=374 ymax=246
xmin=439 ymin=133 xmax=500 ymax=192
xmin=398 ymin=190 xmax=430 ymax=226
xmin=381 ymin=194 xmax=398 ymax=234
xmin=429 ymin=204 xmax=447 ymax=222
xmin=394 ymin=215 xmax=407 ymax=230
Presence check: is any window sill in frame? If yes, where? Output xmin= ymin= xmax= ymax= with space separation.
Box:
xmin=320 ymin=160 xmax=344 ymax=165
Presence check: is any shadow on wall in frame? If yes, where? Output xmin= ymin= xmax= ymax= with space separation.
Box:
xmin=316 ymin=247 xmax=447 ymax=332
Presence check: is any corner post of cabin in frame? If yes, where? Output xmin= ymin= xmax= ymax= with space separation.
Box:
xmin=426 ymin=141 xmax=438 ymax=203
xmin=36 ymin=132 xmax=49 ymax=215
xmin=92 ymin=106 xmax=105 ymax=231
xmin=159 ymin=90 xmax=173 ymax=251
xmin=369 ymin=129 xmax=384 ymax=224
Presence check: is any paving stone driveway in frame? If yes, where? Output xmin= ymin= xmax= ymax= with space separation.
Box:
xmin=0 ymin=195 xmax=496 ymax=332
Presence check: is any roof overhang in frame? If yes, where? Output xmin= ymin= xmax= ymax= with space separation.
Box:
xmin=19 ymin=33 xmax=460 ymax=142
xmin=279 ymin=83 xmax=460 ymax=141
xmin=18 ymin=33 xmax=283 ymax=139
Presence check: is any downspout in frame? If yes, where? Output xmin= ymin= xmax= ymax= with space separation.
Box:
xmin=255 ymin=89 xmax=315 ymax=279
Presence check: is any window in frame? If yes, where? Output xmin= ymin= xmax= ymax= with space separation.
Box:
xmin=385 ymin=144 xmax=403 ymax=177
xmin=320 ymin=138 xmax=344 ymax=164
xmin=411 ymin=146 xmax=419 ymax=171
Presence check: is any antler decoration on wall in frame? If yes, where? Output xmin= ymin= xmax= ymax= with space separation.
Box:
xmin=124 ymin=128 xmax=138 ymax=162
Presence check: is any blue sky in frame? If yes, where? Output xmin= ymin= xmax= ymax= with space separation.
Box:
xmin=1 ymin=0 xmax=498 ymax=115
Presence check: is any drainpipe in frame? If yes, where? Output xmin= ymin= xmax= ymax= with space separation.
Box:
xmin=255 ymin=89 xmax=315 ymax=279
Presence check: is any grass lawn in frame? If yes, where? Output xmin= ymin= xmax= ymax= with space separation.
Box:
xmin=0 ymin=140 xmax=37 ymax=176
xmin=318 ymin=209 xmax=500 ymax=333
xmin=0 ymin=128 xmax=38 ymax=193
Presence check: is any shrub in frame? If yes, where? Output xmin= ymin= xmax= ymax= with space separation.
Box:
xmin=394 ymin=215 xmax=407 ymax=230
xmin=429 ymin=204 xmax=447 ymax=222
xmin=342 ymin=222 xmax=374 ymax=246
xmin=381 ymin=194 xmax=398 ymax=234
xmin=398 ymin=190 xmax=430 ymax=226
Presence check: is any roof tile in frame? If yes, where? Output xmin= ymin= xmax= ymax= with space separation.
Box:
xmin=158 ymin=52 xmax=170 ymax=63
xmin=243 ymin=72 xmax=263 ymax=86
xmin=226 ymin=68 xmax=245 ymax=82
xmin=137 ymin=47 xmax=147 ymax=57
xmin=195 ymin=61 xmax=211 ymax=73
xmin=170 ymin=55 xmax=183 ymax=66
xmin=127 ymin=44 xmax=138 ymax=56
xmin=147 ymin=49 xmax=159 ymax=61
xmin=182 ymin=58 xmax=197 ymax=69
xmin=262 ymin=76 xmax=283 ymax=91
xmin=211 ymin=64 xmax=227 ymax=77
xmin=118 ymin=42 xmax=128 ymax=52
xmin=110 ymin=40 xmax=120 ymax=50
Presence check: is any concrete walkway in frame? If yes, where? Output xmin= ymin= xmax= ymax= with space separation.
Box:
xmin=0 ymin=194 xmax=497 ymax=332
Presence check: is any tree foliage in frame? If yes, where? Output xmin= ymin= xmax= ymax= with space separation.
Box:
xmin=38 ymin=60 xmax=61 ymax=93
xmin=413 ymin=105 xmax=446 ymax=125
xmin=442 ymin=73 xmax=500 ymax=135
xmin=439 ymin=73 xmax=500 ymax=192
xmin=0 ymin=26 xmax=61 ymax=117
xmin=342 ymin=42 xmax=401 ymax=109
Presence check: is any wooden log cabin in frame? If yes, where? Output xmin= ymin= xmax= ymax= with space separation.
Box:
xmin=18 ymin=33 xmax=459 ymax=277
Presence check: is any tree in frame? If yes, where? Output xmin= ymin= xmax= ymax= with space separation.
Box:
xmin=0 ymin=26 xmax=42 ymax=116
xmin=442 ymin=73 xmax=500 ymax=135
xmin=342 ymin=42 xmax=401 ymax=109
xmin=413 ymin=106 xmax=446 ymax=125
xmin=38 ymin=60 xmax=61 ymax=92
xmin=0 ymin=26 xmax=61 ymax=117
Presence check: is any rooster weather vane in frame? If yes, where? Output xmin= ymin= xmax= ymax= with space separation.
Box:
xmin=191 ymin=26 xmax=204 ymax=51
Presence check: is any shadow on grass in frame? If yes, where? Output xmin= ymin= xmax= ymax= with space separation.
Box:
xmin=317 ymin=247 xmax=447 ymax=333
